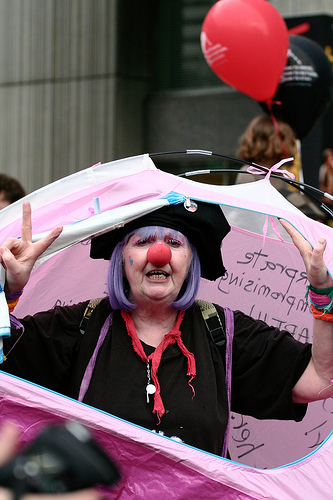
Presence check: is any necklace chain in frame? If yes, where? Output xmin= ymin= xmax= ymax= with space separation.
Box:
xmin=146 ymin=358 xmax=151 ymax=384
xmin=146 ymin=358 xmax=156 ymax=403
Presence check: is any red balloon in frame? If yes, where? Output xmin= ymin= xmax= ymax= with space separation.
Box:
xmin=201 ymin=0 xmax=289 ymax=101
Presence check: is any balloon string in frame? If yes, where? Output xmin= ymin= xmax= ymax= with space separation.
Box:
xmin=265 ymin=100 xmax=290 ymax=159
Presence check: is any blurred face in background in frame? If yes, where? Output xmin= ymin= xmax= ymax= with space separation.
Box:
xmin=0 ymin=191 xmax=10 ymax=210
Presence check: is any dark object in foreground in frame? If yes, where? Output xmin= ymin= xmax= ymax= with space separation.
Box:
xmin=0 ymin=421 xmax=120 ymax=497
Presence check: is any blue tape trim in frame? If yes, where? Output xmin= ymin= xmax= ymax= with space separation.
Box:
xmin=162 ymin=192 xmax=186 ymax=205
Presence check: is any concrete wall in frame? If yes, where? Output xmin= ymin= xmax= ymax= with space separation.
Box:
xmin=272 ymin=0 xmax=333 ymax=16
xmin=145 ymin=87 xmax=261 ymax=157
xmin=0 ymin=0 xmax=120 ymax=193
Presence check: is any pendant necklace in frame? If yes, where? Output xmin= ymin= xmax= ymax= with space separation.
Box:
xmin=146 ymin=358 xmax=156 ymax=403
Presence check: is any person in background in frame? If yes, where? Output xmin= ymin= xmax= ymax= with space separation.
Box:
xmin=235 ymin=114 xmax=297 ymax=186
xmin=319 ymin=148 xmax=333 ymax=198
xmin=0 ymin=173 xmax=26 ymax=210
xmin=235 ymin=114 xmax=325 ymax=221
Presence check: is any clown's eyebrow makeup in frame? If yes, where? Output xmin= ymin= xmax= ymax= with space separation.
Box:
xmin=163 ymin=231 xmax=186 ymax=245
xmin=132 ymin=235 xmax=154 ymax=245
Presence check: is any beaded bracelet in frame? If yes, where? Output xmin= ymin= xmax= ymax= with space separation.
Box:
xmin=5 ymin=290 xmax=23 ymax=312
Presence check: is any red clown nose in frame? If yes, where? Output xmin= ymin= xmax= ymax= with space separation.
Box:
xmin=147 ymin=244 xmax=172 ymax=266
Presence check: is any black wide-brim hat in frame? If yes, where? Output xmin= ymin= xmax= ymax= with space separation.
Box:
xmin=90 ymin=200 xmax=230 ymax=281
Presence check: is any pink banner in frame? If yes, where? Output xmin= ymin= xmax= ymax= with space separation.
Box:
xmin=1 ymin=370 xmax=333 ymax=499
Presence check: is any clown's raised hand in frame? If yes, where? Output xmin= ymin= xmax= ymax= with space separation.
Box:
xmin=0 ymin=201 xmax=62 ymax=293
xmin=279 ymin=219 xmax=333 ymax=290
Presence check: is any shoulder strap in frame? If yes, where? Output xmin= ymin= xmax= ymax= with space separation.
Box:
xmin=77 ymin=297 xmax=113 ymax=402
xmin=196 ymin=299 xmax=226 ymax=347
xmin=79 ymin=297 xmax=104 ymax=335
xmin=222 ymin=306 xmax=234 ymax=458
xmin=197 ymin=299 xmax=234 ymax=458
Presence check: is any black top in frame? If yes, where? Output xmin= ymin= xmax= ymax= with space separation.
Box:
xmin=2 ymin=299 xmax=312 ymax=456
